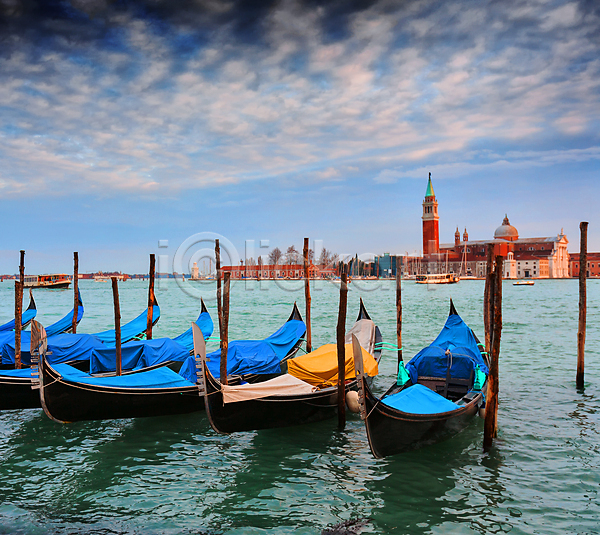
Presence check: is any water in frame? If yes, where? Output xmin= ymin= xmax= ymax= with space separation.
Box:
xmin=0 ymin=278 xmax=599 ymax=534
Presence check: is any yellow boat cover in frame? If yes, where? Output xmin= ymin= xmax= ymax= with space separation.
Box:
xmin=287 ymin=343 xmax=378 ymax=388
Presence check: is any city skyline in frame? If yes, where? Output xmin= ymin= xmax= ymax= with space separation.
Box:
xmin=1 ymin=0 xmax=599 ymax=274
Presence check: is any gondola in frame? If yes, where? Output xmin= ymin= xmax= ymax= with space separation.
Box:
xmin=0 ymin=291 xmax=36 ymax=332
xmin=355 ymin=300 xmax=488 ymax=458
xmin=0 ymin=295 xmax=157 ymax=368
xmin=0 ymin=300 xmax=212 ymax=411
xmin=201 ymin=299 xmax=383 ymax=434
xmin=0 ymin=290 xmax=84 ymax=369
xmin=37 ymin=304 xmax=305 ymax=422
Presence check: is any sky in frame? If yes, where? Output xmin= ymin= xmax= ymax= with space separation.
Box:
xmin=0 ymin=0 xmax=599 ymax=274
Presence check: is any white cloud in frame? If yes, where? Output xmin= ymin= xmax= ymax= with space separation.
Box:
xmin=0 ymin=0 xmax=598 ymax=199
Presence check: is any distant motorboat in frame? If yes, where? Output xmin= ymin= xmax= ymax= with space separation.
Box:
xmin=23 ymin=274 xmax=71 ymax=289
xmin=513 ymin=280 xmax=535 ymax=286
xmin=416 ymin=273 xmax=459 ymax=285
xmin=94 ymin=274 xmax=125 ymax=282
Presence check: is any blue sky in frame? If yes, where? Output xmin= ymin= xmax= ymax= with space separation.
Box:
xmin=0 ymin=0 xmax=599 ymax=274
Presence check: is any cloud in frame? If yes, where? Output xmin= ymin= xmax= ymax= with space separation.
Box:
xmin=0 ymin=0 xmax=598 ymax=199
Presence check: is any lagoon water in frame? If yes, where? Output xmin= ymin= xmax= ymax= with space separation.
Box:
xmin=0 ymin=278 xmax=599 ymax=534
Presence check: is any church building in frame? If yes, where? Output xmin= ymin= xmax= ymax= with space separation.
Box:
xmin=419 ymin=176 xmax=570 ymax=279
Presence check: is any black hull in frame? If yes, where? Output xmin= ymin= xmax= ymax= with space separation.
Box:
xmin=39 ymin=356 xmax=203 ymax=423
xmin=0 ymin=376 xmax=40 ymax=410
xmin=203 ymin=300 xmax=382 ymax=434
xmin=361 ymin=376 xmax=482 ymax=458
xmin=204 ymin=369 xmax=341 ymax=433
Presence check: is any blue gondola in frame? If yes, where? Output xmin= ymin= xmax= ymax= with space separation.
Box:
xmin=0 ymin=300 xmax=212 ymax=411
xmin=357 ymin=300 xmax=489 ymax=458
xmin=0 ymin=291 xmax=37 ymax=332
xmin=37 ymin=304 xmax=305 ymax=422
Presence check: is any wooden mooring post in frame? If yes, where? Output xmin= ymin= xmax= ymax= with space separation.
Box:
xmin=220 ymin=272 xmax=231 ymax=386
xmin=396 ymin=255 xmax=403 ymax=367
xmin=483 ymin=254 xmax=503 ymax=452
xmin=72 ymin=251 xmax=79 ymax=334
xmin=484 ymin=246 xmax=494 ymax=354
xmin=577 ymin=221 xmax=588 ymax=390
xmin=303 ymin=237 xmax=312 ymax=353
xmin=337 ymin=273 xmax=348 ymax=429
xmin=15 ymin=250 xmax=25 ymax=370
xmin=111 ymin=276 xmax=122 ymax=376
xmin=215 ymin=239 xmax=227 ymax=384
xmin=146 ymin=254 xmax=156 ymax=340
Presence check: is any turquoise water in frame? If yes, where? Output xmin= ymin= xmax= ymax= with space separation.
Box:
xmin=0 ymin=279 xmax=599 ymax=534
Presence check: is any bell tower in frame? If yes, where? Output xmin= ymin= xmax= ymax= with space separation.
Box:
xmin=422 ymin=173 xmax=439 ymax=256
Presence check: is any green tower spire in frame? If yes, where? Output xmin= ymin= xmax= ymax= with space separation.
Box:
xmin=425 ymin=172 xmax=435 ymax=197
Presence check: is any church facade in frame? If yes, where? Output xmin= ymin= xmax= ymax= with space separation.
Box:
xmin=418 ymin=176 xmax=570 ymax=279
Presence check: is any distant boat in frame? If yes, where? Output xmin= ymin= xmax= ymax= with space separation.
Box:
xmin=416 ymin=273 xmax=459 ymax=284
xmin=23 ymin=274 xmax=70 ymax=289
xmin=94 ymin=274 xmax=125 ymax=282
xmin=514 ymin=280 xmax=535 ymax=286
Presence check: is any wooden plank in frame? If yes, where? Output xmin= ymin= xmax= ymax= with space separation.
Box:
xmin=192 ymin=323 xmax=207 ymax=396
xmin=15 ymin=250 xmax=25 ymax=370
xmin=351 ymin=333 xmax=367 ymax=420
xmin=337 ymin=273 xmax=348 ymax=429
xmin=220 ymin=272 xmax=231 ymax=385
xmin=577 ymin=221 xmax=588 ymax=390
xmin=112 ymin=277 xmax=122 ymax=376
xmin=303 ymin=237 xmax=312 ymax=353
xmin=72 ymin=251 xmax=79 ymax=334
xmin=396 ymin=255 xmax=403 ymax=366
xmin=146 ymin=253 xmax=155 ymax=340
xmin=483 ymin=254 xmax=503 ymax=451
xmin=484 ymin=245 xmax=494 ymax=354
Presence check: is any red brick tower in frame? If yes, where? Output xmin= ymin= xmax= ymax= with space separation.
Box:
xmin=422 ymin=173 xmax=439 ymax=256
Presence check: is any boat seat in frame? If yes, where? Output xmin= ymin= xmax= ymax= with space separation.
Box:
xmin=417 ymin=375 xmax=473 ymax=401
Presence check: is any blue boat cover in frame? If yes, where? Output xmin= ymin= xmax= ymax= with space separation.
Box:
xmin=405 ymin=312 xmax=489 ymax=384
xmin=179 ymin=319 xmax=306 ymax=382
xmin=0 ymin=308 xmax=37 ymax=332
xmin=53 ymin=363 xmax=196 ymax=390
xmin=0 ymin=296 xmax=83 ymax=357
xmin=2 ymin=332 xmax=105 ymax=366
xmin=0 ymin=367 xmax=38 ymax=379
xmin=90 ymin=338 xmax=189 ymax=374
xmin=92 ymin=304 xmax=160 ymax=344
xmin=382 ymin=384 xmax=459 ymax=414
xmin=89 ymin=311 xmax=214 ymax=373
xmin=172 ymin=311 xmax=214 ymax=352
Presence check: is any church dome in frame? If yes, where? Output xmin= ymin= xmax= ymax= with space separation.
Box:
xmin=494 ymin=215 xmax=519 ymax=241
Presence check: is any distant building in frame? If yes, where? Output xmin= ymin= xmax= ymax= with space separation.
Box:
xmin=422 ymin=173 xmax=439 ymax=256
xmin=221 ymin=262 xmax=328 ymax=279
xmin=191 ymin=262 xmax=199 ymax=280
xmin=416 ymin=177 xmax=570 ymax=279
xmin=569 ymin=253 xmax=600 ymax=278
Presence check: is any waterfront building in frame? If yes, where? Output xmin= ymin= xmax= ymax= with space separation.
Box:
xmin=221 ymin=262 xmax=329 ymax=279
xmin=569 ymin=253 xmax=600 ymax=278
xmin=400 ymin=176 xmax=571 ymax=279
xmin=191 ymin=262 xmax=199 ymax=280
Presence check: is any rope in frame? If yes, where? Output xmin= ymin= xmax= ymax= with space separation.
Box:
xmin=42 ymin=376 xmax=61 ymax=388
xmin=375 ymin=342 xmax=403 ymax=350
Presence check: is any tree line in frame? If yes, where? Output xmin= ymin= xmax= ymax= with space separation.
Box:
xmin=243 ymin=245 xmax=339 ymax=267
